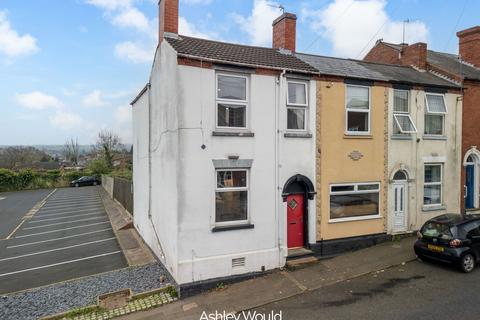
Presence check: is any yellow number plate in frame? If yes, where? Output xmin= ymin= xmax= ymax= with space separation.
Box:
xmin=427 ymin=244 xmax=444 ymax=252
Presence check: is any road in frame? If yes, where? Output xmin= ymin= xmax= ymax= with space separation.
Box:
xmin=0 ymin=189 xmax=52 ymax=239
xmin=252 ymin=259 xmax=480 ymax=320
xmin=0 ymin=186 xmax=127 ymax=294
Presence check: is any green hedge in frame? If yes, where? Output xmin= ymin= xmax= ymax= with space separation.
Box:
xmin=0 ymin=168 xmax=93 ymax=192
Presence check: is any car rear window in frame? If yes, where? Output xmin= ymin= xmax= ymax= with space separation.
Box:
xmin=421 ymin=222 xmax=453 ymax=239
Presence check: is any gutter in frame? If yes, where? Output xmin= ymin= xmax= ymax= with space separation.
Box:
xmin=130 ymin=83 xmax=150 ymax=106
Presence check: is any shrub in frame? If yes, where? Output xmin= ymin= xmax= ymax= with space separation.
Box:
xmin=0 ymin=168 xmax=16 ymax=192
xmin=87 ymin=159 xmax=111 ymax=176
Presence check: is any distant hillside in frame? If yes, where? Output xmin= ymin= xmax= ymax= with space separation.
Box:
xmin=0 ymin=145 xmax=132 ymax=157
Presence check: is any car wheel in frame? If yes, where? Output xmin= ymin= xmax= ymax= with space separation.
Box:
xmin=460 ymin=253 xmax=475 ymax=273
xmin=75 ymin=183 xmax=79 ymax=188
xmin=93 ymin=181 xmax=97 ymax=186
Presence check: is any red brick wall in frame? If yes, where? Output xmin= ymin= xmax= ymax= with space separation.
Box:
xmin=401 ymin=43 xmax=427 ymax=70
xmin=461 ymin=80 xmax=480 ymax=210
xmin=272 ymin=13 xmax=296 ymax=52
xmin=363 ymin=43 xmax=400 ymax=65
xmin=457 ymin=26 xmax=480 ymax=68
xmin=159 ymin=0 xmax=178 ymax=42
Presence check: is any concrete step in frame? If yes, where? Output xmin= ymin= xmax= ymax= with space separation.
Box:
xmin=286 ymin=256 xmax=318 ymax=270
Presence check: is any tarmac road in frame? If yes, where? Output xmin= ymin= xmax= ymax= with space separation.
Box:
xmin=252 ymin=259 xmax=480 ymax=320
xmin=0 ymin=189 xmax=52 ymax=239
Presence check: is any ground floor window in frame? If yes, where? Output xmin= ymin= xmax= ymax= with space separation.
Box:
xmin=215 ymin=169 xmax=248 ymax=224
xmin=330 ymin=182 xmax=380 ymax=221
xmin=424 ymin=164 xmax=443 ymax=205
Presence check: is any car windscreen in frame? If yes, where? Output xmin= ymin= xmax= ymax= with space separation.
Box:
xmin=421 ymin=221 xmax=453 ymax=240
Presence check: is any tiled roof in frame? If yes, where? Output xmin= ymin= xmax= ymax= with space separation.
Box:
xmin=165 ymin=35 xmax=318 ymax=73
xmin=296 ymin=53 xmax=460 ymax=88
xmin=427 ymin=50 xmax=480 ymax=81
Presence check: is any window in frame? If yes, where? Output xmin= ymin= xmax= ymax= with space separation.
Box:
xmin=424 ymin=164 xmax=443 ymax=206
xmin=393 ymin=170 xmax=408 ymax=181
xmin=216 ymin=74 xmax=248 ymax=129
xmin=330 ymin=183 xmax=380 ymax=221
xmin=425 ymin=94 xmax=447 ymax=136
xmin=393 ymin=90 xmax=417 ymax=134
xmin=287 ymin=81 xmax=308 ymax=130
xmin=346 ymin=85 xmax=370 ymax=134
xmin=215 ymin=170 xmax=248 ymax=224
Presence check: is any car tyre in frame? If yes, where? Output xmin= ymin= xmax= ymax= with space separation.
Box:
xmin=75 ymin=183 xmax=79 ymax=188
xmin=460 ymin=253 xmax=475 ymax=273
xmin=93 ymin=181 xmax=97 ymax=186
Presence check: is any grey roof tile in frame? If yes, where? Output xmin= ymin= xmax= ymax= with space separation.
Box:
xmin=427 ymin=50 xmax=480 ymax=81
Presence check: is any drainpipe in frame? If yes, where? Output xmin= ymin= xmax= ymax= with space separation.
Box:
xmin=276 ymin=70 xmax=286 ymax=267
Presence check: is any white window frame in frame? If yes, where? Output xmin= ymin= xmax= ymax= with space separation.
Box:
xmin=393 ymin=89 xmax=410 ymax=114
xmin=423 ymin=163 xmax=443 ymax=207
xmin=393 ymin=89 xmax=417 ymax=134
xmin=394 ymin=114 xmax=418 ymax=134
xmin=425 ymin=93 xmax=448 ymax=114
xmin=345 ymin=85 xmax=371 ymax=135
xmin=286 ymin=80 xmax=308 ymax=132
xmin=215 ymin=169 xmax=250 ymax=226
xmin=215 ymin=73 xmax=249 ymax=130
xmin=329 ymin=182 xmax=381 ymax=223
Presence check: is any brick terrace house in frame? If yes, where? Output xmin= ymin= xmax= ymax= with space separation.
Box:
xmin=364 ymin=27 xmax=480 ymax=213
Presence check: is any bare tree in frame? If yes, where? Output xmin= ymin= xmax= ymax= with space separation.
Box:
xmin=95 ymin=130 xmax=122 ymax=168
xmin=0 ymin=146 xmax=48 ymax=169
xmin=63 ymin=138 xmax=80 ymax=166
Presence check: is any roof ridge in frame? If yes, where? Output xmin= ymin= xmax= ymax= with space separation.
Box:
xmin=172 ymin=34 xmax=280 ymax=51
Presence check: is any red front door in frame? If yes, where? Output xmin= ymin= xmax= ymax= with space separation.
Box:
xmin=287 ymin=194 xmax=304 ymax=248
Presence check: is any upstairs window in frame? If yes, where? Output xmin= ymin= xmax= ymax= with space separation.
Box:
xmin=287 ymin=81 xmax=308 ymax=130
xmin=424 ymin=164 xmax=443 ymax=206
xmin=424 ymin=93 xmax=447 ymax=136
xmin=216 ymin=74 xmax=248 ymax=129
xmin=346 ymin=85 xmax=370 ymax=134
xmin=393 ymin=89 xmax=417 ymax=134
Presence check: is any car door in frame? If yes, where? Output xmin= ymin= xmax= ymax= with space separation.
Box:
xmin=466 ymin=221 xmax=480 ymax=259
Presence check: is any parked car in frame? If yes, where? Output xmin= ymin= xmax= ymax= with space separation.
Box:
xmin=414 ymin=213 xmax=480 ymax=273
xmin=70 ymin=176 xmax=101 ymax=187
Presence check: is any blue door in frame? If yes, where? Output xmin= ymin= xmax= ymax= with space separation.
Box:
xmin=466 ymin=165 xmax=475 ymax=209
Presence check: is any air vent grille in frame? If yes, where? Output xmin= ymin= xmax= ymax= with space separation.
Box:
xmin=232 ymin=257 xmax=246 ymax=269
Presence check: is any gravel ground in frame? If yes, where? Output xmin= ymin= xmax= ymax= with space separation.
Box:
xmin=0 ymin=263 xmax=173 ymax=320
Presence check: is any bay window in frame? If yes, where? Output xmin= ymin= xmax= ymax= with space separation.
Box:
xmin=346 ymin=85 xmax=370 ymax=134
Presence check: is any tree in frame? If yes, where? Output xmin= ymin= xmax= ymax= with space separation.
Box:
xmin=95 ymin=130 xmax=123 ymax=168
xmin=0 ymin=146 xmax=48 ymax=169
xmin=63 ymin=138 xmax=80 ymax=166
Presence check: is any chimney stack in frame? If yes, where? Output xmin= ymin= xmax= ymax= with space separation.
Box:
xmin=159 ymin=0 xmax=178 ymax=42
xmin=457 ymin=26 xmax=480 ymax=67
xmin=272 ymin=13 xmax=297 ymax=52
xmin=400 ymin=42 xmax=427 ymax=70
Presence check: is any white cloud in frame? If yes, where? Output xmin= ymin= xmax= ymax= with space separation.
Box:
xmin=112 ymin=7 xmax=151 ymax=33
xmin=306 ymin=0 xmax=428 ymax=57
xmin=115 ymin=41 xmax=153 ymax=63
xmin=115 ymin=105 xmax=131 ymax=124
xmin=181 ymin=0 xmax=213 ymax=5
xmin=83 ymin=90 xmax=106 ymax=107
xmin=0 ymin=10 xmax=38 ymax=58
xmin=15 ymin=91 xmax=63 ymax=110
xmin=85 ymin=0 xmax=132 ymax=11
xmin=179 ymin=16 xmax=216 ymax=39
xmin=232 ymin=0 xmax=282 ymax=46
xmin=49 ymin=111 xmax=83 ymax=130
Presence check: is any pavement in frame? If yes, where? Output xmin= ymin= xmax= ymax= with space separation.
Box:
xmin=120 ymin=236 xmax=416 ymax=320
xmin=0 ymin=189 xmax=52 ymax=239
xmin=0 ymin=186 xmax=127 ymax=294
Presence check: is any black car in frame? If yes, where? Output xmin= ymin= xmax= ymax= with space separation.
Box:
xmin=414 ymin=213 xmax=480 ymax=273
xmin=70 ymin=176 xmax=101 ymax=187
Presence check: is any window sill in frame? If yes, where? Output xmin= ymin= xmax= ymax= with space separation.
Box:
xmin=329 ymin=215 xmax=382 ymax=223
xmin=391 ymin=134 xmax=414 ymax=140
xmin=284 ymin=132 xmax=313 ymax=138
xmin=212 ymin=131 xmax=255 ymax=137
xmin=212 ymin=224 xmax=254 ymax=232
xmin=343 ymin=134 xmax=373 ymax=139
xmin=422 ymin=205 xmax=446 ymax=212
xmin=423 ymin=135 xmax=447 ymax=141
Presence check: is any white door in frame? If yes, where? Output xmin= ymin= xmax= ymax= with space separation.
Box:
xmin=393 ymin=183 xmax=407 ymax=232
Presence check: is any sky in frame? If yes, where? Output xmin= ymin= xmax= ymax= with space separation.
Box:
xmin=0 ymin=0 xmax=478 ymax=145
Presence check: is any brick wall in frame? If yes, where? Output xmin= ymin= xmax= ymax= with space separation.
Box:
xmin=272 ymin=13 xmax=296 ymax=52
xmin=363 ymin=43 xmax=400 ymax=65
xmin=401 ymin=43 xmax=427 ymax=70
xmin=457 ymin=26 xmax=480 ymax=68
xmin=159 ymin=0 xmax=178 ymax=41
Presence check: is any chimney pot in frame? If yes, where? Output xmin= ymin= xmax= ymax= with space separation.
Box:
xmin=272 ymin=12 xmax=297 ymax=52
xmin=159 ymin=0 xmax=179 ymax=43
xmin=457 ymin=26 xmax=480 ymax=67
